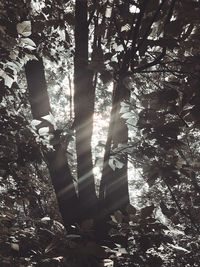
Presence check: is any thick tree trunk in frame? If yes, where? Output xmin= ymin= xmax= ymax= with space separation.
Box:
xmin=100 ymin=81 xmax=130 ymax=215
xmin=25 ymin=58 xmax=79 ymax=230
xmin=74 ymin=0 xmax=97 ymax=219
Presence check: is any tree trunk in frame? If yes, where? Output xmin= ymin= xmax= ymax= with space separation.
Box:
xmin=74 ymin=0 xmax=97 ymax=219
xmin=100 ymin=81 xmax=130 ymax=215
xmin=25 ymin=58 xmax=79 ymax=230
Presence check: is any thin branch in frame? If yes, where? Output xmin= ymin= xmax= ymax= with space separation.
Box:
xmin=144 ymin=51 xmax=193 ymax=77
xmin=131 ymin=0 xmax=176 ymax=72
xmin=179 ymin=23 xmax=194 ymax=42
xmin=134 ymin=48 xmax=166 ymax=72
xmin=110 ymin=143 xmax=139 ymax=156
xmin=159 ymin=61 xmax=200 ymax=79
xmin=139 ymin=72 xmax=164 ymax=91
xmin=173 ymin=106 xmax=189 ymax=128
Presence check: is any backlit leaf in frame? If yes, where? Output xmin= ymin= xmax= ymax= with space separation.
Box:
xmin=17 ymin=21 xmax=31 ymax=36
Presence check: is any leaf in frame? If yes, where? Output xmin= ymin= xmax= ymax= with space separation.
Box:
xmin=120 ymin=106 xmax=129 ymax=114
xmin=31 ymin=119 xmax=41 ymax=127
xmin=83 ymin=241 xmax=106 ymax=258
xmin=141 ymin=205 xmax=155 ymax=219
xmin=25 ymin=54 xmax=38 ymax=61
xmin=113 ymin=210 xmax=124 ymax=223
xmin=21 ymin=38 xmax=36 ymax=49
xmin=0 ymin=25 xmax=6 ymax=34
xmin=126 ymin=117 xmax=137 ymax=126
xmin=44 ymin=241 xmax=57 ymax=254
xmin=165 ymin=20 xmax=184 ymax=37
xmin=116 ymin=247 xmax=128 ymax=256
xmin=146 ymin=255 xmax=163 ymax=266
xmin=104 ymin=52 xmax=113 ymax=61
xmin=113 ymin=43 xmax=124 ymax=52
xmin=11 ymin=243 xmax=19 ymax=251
xmin=99 ymin=70 xmax=112 ymax=84
xmin=160 ymin=202 xmax=176 ymax=218
xmin=109 ymin=158 xmax=116 ymax=171
xmin=126 ymin=204 xmax=137 ymax=215
xmin=17 ymin=21 xmax=31 ymax=37
xmin=41 ymin=216 xmax=51 ymax=221
xmin=42 ymin=113 xmax=55 ymax=125
xmin=101 ymin=259 xmax=114 ymax=267
xmin=121 ymin=23 xmax=131 ymax=32
xmin=121 ymin=112 xmax=132 ymax=119
xmin=64 ymin=13 xmax=75 ymax=26
xmin=168 ymin=243 xmax=190 ymax=253
xmin=157 ymin=38 xmax=179 ymax=49
xmin=38 ymin=127 xmax=49 ymax=136
xmin=110 ymin=215 xmax=118 ymax=224
xmin=4 ymin=74 xmax=13 ymax=88
xmin=115 ymin=159 xmax=124 ymax=169
xmin=0 ymin=69 xmax=14 ymax=88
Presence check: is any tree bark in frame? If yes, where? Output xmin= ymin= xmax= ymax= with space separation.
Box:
xmin=100 ymin=81 xmax=130 ymax=215
xmin=25 ymin=58 xmax=79 ymax=230
xmin=74 ymin=0 xmax=97 ymax=219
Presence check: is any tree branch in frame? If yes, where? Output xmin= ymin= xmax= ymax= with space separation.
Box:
xmin=132 ymin=0 xmax=176 ymax=72
xmin=173 ymin=106 xmax=189 ymax=128
xmin=134 ymin=48 xmax=166 ymax=72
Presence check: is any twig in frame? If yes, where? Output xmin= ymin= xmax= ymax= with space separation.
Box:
xmin=134 ymin=48 xmax=166 ymax=72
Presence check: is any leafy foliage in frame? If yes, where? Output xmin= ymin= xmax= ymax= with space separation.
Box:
xmin=108 ymin=204 xmax=200 ymax=266
xmin=1 ymin=0 xmax=200 ymax=266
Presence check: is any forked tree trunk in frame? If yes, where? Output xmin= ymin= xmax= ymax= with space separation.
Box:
xmin=25 ymin=58 xmax=79 ymax=230
xmin=74 ymin=0 xmax=97 ymax=219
